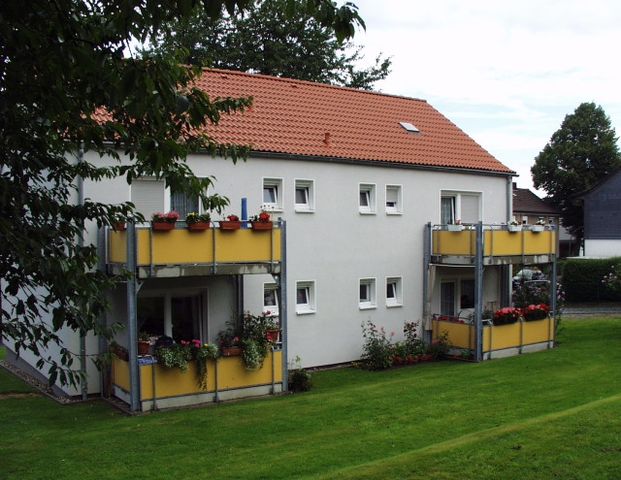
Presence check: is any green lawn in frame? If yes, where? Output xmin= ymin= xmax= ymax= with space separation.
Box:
xmin=1 ymin=318 xmax=620 ymax=479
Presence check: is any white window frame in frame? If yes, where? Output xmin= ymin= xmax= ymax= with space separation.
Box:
xmin=295 ymin=280 xmax=316 ymax=315
xmin=294 ymin=179 xmax=315 ymax=213
xmin=385 ymin=276 xmax=403 ymax=307
xmin=359 ymin=183 xmax=376 ymax=214
xmin=359 ymin=277 xmax=377 ymax=310
xmin=262 ymin=177 xmax=284 ymax=212
xmin=385 ymin=184 xmax=403 ymax=215
xmin=263 ymin=283 xmax=279 ymax=316
xmin=440 ymin=190 xmax=482 ymax=225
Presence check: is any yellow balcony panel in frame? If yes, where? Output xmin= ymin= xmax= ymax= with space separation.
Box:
xmin=432 ymin=228 xmax=557 ymax=259
xmin=113 ymin=351 xmax=283 ymax=402
xmin=485 ymin=322 xmax=521 ymax=351
xmin=108 ymin=226 xmax=282 ymax=269
xmin=522 ymin=317 xmax=555 ymax=345
xmin=432 ymin=319 xmax=474 ymax=349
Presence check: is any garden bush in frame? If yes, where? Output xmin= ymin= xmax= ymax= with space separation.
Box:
xmin=562 ymin=257 xmax=621 ymax=302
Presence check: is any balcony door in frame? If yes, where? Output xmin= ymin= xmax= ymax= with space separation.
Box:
xmin=137 ymin=292 xmax=206 ymax=342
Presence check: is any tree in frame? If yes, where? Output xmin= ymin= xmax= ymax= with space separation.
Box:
xmin=0 ymin=0 xmax=362 ymax=386
xmin=531 ymin=102 xmax=621 ymax=242
xmin=146 ymin=0 xmax=391 ymax=90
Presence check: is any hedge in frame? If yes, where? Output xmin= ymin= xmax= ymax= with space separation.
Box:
xmin=561 ymin=257 xmax=621 ymax=302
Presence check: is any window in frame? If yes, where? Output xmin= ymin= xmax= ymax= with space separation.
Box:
xmin=440 ymin=192 xmax=481 ymax=224
xmin=385 ymin=185 xmax=402 ymax=214
xmin=263 ymin=283 xmax=279 ymax=316
xmin=171 ymin=188 xmax=199 ymax=219
xmin=441 ymin=196 xmax=455 ymax=224
xmin=359 ymin=278 xmax=376 ymax=309
xmin=386 ymin=277 xmax=403 ymax=307
xmin=294 ymin=179 xmax=314 ymax=212
xmin=131 ymin=178 xmax=165 ymax=218
xmin=295 ymin=281 xmax=315 ymax=314
xmin=263 ymin=178 xmax=283 ymax=211
xmin=460 ymin=279 xmax=475 ymax=309
xmin=440 ymin=282 xmax=456 ymax=316
xmin=359 ymin=183 xmax=376 ymax=214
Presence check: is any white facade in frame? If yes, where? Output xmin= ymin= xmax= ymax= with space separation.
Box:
xmin=583 ymin=239 xmax=621 ymax=258
xmin=6 ymin=149 xmax=511 ymax=394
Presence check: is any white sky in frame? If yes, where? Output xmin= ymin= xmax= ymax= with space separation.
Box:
xmin=353 ymin=0 xmax=621 ymax=193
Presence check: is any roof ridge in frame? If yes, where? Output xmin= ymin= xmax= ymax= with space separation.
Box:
xmin=204 ymin=67 xmax=428 ymax=104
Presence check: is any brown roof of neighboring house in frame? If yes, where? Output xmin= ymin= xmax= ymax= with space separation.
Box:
xmin=513 ymin=185 xmax=559 ymax=215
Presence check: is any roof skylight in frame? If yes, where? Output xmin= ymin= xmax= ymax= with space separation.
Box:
xmin=399 ymin=122 xmax=420 ymax=133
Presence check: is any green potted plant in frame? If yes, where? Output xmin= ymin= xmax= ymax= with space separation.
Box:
xmin=151 ymin=211 xmax=179 ymax=231
xmin=250 ymin=211 xmax=273 ymax=231
xmin=155 ymin=342 xmax=193 ymax=371
xmin=192 ymin=341 xmax=219 ymax=389
xmin=508 ymin=219 xmax=522 ymax=233
xmin=219 ymin=214 xmax=242 ymax=231
xmin=530 ymin=218 xmax=545 ymax=233
xmin=186 ymin=212 xmax=211 ymax=231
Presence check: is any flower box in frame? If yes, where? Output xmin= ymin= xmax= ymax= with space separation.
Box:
xmin=447 ymin=224 xmax=464 ymax=232
xmin=138 ymin=340 xmax=150 ymax=356
xmin=266 ymin=329 xmax=280 ymax=342
xmin=222 ymin=346 xmax=242 ymax=356
xmin=251 ymin=221 xmax=273 ymax=231
xmin=151 ymin=222 xmax=175 ymax=232
xmin=530 ymin=225 xmax=544 ymax=233
xmin=113 ymin=222 xmax=126 ymax=232
xmin=187 ymin=222 xmax=211 ymax=231
xmin=219 ymin=221 xmax=242 ymax=231
xmin=507 ymin=225 xmax=522 ymax=233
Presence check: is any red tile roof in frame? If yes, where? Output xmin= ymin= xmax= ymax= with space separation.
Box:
xmin=99 ymin=68 xmax=514 ymax=174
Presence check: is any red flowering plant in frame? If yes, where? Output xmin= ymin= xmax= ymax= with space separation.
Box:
xmin=226 ymin=214 xmax=240 ymax=222
xmin=251 ymin=211 xmax=271 ymax=223
xmin=152 ymin=211 xmax=180 ymax=223
xmin=522 ymin=303 xmax=550 ymax=321
xmin=493 ymin=307 xmax=521 ymax=326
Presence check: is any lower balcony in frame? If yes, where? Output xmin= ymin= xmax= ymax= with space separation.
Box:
xmin=111 ymin=349 xmax=284 ymax=411
xmin=431 ymin=316 xmax=555 ymax=360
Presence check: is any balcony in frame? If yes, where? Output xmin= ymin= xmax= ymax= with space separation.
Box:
xmin=431 ymin=224 xmax=557 ymax=265
xmin=431 ymin=316 xmax=555 ymax=360
xmin=112 ymin=350 xmax=284 ymax=411
xmin=106 ymin=222 xmax=283 ymax=278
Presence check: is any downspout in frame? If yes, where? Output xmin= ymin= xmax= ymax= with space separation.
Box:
xmin=280 ymin=219 xmax=288 ymax=391
xmin=77 ymin=144 xmax=88 ymax=400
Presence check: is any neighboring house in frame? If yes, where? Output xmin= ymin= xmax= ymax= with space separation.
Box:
xmin=512 ymin=183 xmax=576 ymax=257
xmin=582 ymin=169 xmax=621 ymax=257
xmin=5 ymin=69 xmax=558 ymax=411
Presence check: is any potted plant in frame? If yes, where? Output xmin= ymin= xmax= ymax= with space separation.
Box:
xmin=447 ymin=219 xmax=464 ymax=232
xmin=507 ymin=219 xmax=522 ymax=233
xmin=522 ymin=303 xmax=550 ymax=321
xmin=492 ymin=306 xmax=521 ymax=326
xmin=219 ymin=214 xmax=242 ymax=231
xmin=192 ymin=341 xmax=219 ymax=389
xmin=217 ymin=326 xmax=243 ymax=356
xmin=112 ymin=216 xmax=126 ymax=231
xmin=186 ymin=212 xmax=211 ymax=231
xmin=138 ymin=332 xmax=151 ymax=356
xmin=155 ymin=342 xmax=193 ymax=371
xmin=250 ymin=211 xmax=273 ymax=231
xmin=151 ymin=211 xmax=179 ymax=231
xmin=263 ymin=311 xmax=280 ymax=342
xmin=530 ymin=218 xmax=546 ymax=233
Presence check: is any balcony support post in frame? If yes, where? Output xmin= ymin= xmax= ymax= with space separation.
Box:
xmin=422 ymin=222 xmax=432 ymax=345
xmin=474 ymin=222 xmax=484 ymax=362
xmin=550 ymin=223 xmax=559 ymax=347
xmin=279 ymin=219 xmax=288 ymax=391
xmin=126 ymin=220 xmax=140 ymax=412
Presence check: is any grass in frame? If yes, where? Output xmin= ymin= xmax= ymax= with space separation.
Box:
xmin=1 ymin=318 xmax=620 ymax=479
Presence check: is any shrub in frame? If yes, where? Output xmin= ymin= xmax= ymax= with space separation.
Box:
xmin=426 ymin=331 xmax=450 ymax=360
xmin=361 ymin=320 xmax=394 ymax=370
xmin=562 ymin=258 xmax=621 ymax=302
xmin=288 ymin=356 xmax=312 ymax=392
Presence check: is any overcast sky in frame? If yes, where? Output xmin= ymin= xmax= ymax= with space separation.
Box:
xmin=353 ymin=0 xmax=621 ymax=193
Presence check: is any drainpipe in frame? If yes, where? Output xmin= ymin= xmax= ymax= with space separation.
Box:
xmin=422 ymin=222 xmax=432 ymax=345
xmin=77 ymin=144 xmax=88 ymax=400
xmin=506 ymin=176 xmax=513 ymax=223
xmin=280 ymin=219 xmax=288 ymax=391
xmin=126 ymin=220 xmax=140 ymax=412
xmin=241 ymin=197 xmax=248 ymax=228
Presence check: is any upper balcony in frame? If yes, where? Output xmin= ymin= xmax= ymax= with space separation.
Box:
xmin=105 ymin=221 xmax=283 ymax=278
xmin=431 ymin=224 xmax=557 ymax=265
